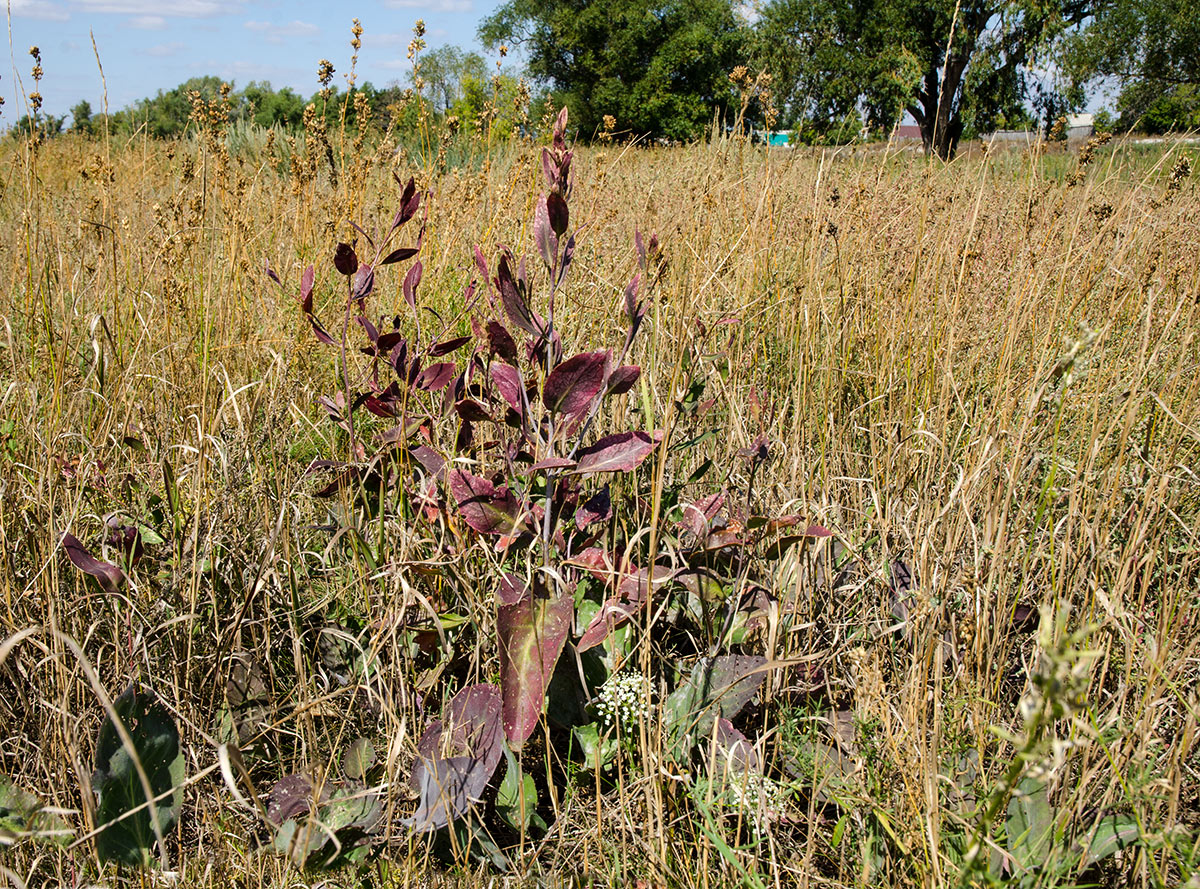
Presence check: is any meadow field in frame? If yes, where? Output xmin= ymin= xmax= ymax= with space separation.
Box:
xmin=0 ymin=118 xmax=1198 ymax=888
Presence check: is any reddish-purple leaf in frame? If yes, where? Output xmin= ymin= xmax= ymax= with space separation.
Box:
xmin=679 ymin=491 xmax=727 ymax=536
xmin=577 ymin=598 xmax=641 ymax=652
xmin=546 ymin=191 xmax=569 ymax=237
xmin=265 ymin=258 xmax=282 ymax=286
xmin=377 ymin=416 xmax=426 ymax=446
xmin=497 ymin=572 xmax=526 ymax=607
xmin=298 ymin=267 xmax=336 ymax=346
xmin=403 ymin=260 xmax=422 ymax=311
xmin=576 ymin=485 xmax=612 ymax=528
xmin=542 ymin=351 xmax=608 ymax=421
xmin=396 ymin=176 xmax=421 ymax=226
xmin=541 ymin=148 xmax=557 ymax=190
xmin=410 ymin=444 xmax=446 ymax=479
xmin=574 ymin=430 xmax=661 ymax=474
xmin=62 ymin=532 xmax=125 ymax=595
xmin=607 ymin=365 xmax=640 ymax=395
xmin=487 ymin=321 xmax=519 ymax=364
xmin=448 ymin=469 xmax=524 ymax=536
xmin=416 ymin=362 xmax=457 ymax=392
xmin=334 ymin=242 xmax=358 ymax=276
xmin=429 ymin=335 xmax=472 ymax=357
xmin=533 ymin=195 xmax=557 ymax=267
xmin=353 ymin=263 xmax=374 ymax=305
xmin=556 ymin=235 xmax=576 ymax=288
xmin=454 ymin=398 xmax=491 ymax=423
xmin=406 ymin=683 xmax=503 ymax=831
xmin=527 ymin=456 xmax=576 ymax=473
xmin=380 ymin=246 xmax=418 ymax=265
xmin=497 ymin=255 xmax=542 ymax=337
xmin=713 ymin=718 xmax=760 ymax=776
xmin=491 ymin=362 xmax=526 ymax=418
xmin=497 ymin=587 xmax=573 ymax=747
xmin=623 ymin=275 xmax=641 ymax=322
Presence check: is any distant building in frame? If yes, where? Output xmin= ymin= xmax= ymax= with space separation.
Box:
xmin=1066 ymin=114 xmax=1095 ymax=145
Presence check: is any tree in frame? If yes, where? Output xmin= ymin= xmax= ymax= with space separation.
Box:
xmin=479 ymin=0 xmax=749 ymax=141
xmin=70 ymin=100 xmax=95 ymax=135
xmin=756 ymin=0 xmax=1090 ymax=158
xmin=1062 ymin=0 xmax=1200 ymax=131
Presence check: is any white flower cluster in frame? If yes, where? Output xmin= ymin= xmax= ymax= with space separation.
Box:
xmin=723 ymin=772 xmax=790 ymax=838
xmin=594 ymin=672 xmax=651 ymax=727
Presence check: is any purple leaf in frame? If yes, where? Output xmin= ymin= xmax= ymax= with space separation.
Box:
xmin=491 ymin=362 xmax=526 ymax=419
xmin=546 ymin=191 xmax=569 ymax=237
xmin=454 ymin=398 xmax=491 ymax=423
xmin=403 ymin=260 xmax=422 ymax=311
xmin=395 ymin=176 xmax=421 ymax=226
xmin=623 ymin=275 xmax=641 ymax=323
xmin=497 ymin=255 xmax=543 ymax=337
xmin=679 ymin=491 xmax=726 ymax=536
xmin=334 ymin=242 xmax=358 ymax=276
xmin=377 ymin=416 xmax=426 ymax=446
xmin=487 ymin=320 xmax=519 ymax=365
xmin=713 ymin=718 xmax=761 ymax=776
xmin=577 ymin=598 xmax=641 ymax=652
xmin=448 ymin=469 xmax=524 ymax=536
xmin=474 ymin=245 xmax=490 ymax=282
xmin=556 ymin=235 xmax=576 ymax=287
xmin=416 ymin=362 xmax=457 ymax=392
xmin=265 ymin=773 xmax=324 ymax=826
xmin=607 ymin=365 xmax=640 ymax=396
xmin=574 ymin=430 xmax=661 ymax=474
xmin=62 ymin=532 xmax=125 ymax=595
xmin=576 ymin=485 xmax=612 ymax=529
xmin=541 ymin=148 xmax=557 ymax=191
xmin=299 ymin=267 xmax=337 ymax=347
xmin=498 ymin=586 xmax=573 ymax=747
xmin=429 ymin=335 xmax=472 ymax=357
xmin=265 ymin=258 xmax=282 ymax=286
xmin=527 ymin=456 xmax=576 ymax=473
xmin=406 ymin=683 xmax=503 ymax=831
xmin=410 ymin=444 xmax=446 ymax=480
xmin=498 ymin=572 xmax=527 ymax=607
xmin=380 ymin=246 xmax=418 ymax=265
xmin=353 ymin=263 xmax=374 ymax=306
xmin=542 ymin=351 xmax=608 ymax=421
xmin=533 ymin=195 xmax=557 ymax=267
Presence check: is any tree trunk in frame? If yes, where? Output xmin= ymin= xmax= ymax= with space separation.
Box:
xmin=914 ymin=52 xmax=969 ymax=160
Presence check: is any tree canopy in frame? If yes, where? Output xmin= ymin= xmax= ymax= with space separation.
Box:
xmin=756 ymin=0 xmax=1090 ymax=157
xmin=1062 ymin=0 xmax=1200 ymax=131
xmin=479 ymin=0 xmax=749 ymax=141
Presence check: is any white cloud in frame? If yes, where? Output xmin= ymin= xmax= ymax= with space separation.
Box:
xmin=69 ymin=0 xmax=245 ymax=16
xmin=7 ymin=0 xmax=71 ymax=21
xmin=244 ymin=19 xmax=320 ymax=36
xmin=130 ymin=14 xmax=166 ymax=29
xmin=145 ymin=41 xmax=185 ymax=57
xmin=383 ymin=0 xmax=473 ymax=13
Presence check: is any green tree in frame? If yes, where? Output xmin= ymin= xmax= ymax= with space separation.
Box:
xmin=133 ymin=75 xmax=226 ymax=138
xmin=1062 ymin=0 xmax=1200 ymax=131
xmin=240 ymin=81 xmax=305 ymax=129
xmin=70 ymin=99 xmax=95 ymax=135
xmin=479 ymin=0 xmax=749 ymax=141
xmin=756 ymin=0 xmax=1090 ymax=158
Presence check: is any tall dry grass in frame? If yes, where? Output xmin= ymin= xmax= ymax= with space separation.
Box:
xmin=0 ymin=120 xmax=1198 ymax=888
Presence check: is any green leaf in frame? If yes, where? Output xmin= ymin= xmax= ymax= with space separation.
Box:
xmin=573 ymin=722 xmax=619 ymax=772
xmin=342 ymin=738 xmax=375 ymax=781
xmin=663 ymin=655 xmax=767 ymax=756
xmin=92 ymin=684 xmax=184 ymax=867
xmin=496 ymin=746 xmax=538 ymax=832
xmin=1079 ymin=813 xmax=1140 ymax=866
xmin=1005 ymin=776 xmax=1054 ymax=868
xmin=0 ymin=775 xmax=71 ymax=846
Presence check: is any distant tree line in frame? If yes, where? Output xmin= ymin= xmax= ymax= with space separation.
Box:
xmin=9 ymin=0 xmax=1198 ymax=158
xmin=8 ymin=47 xmax=526 ymax=143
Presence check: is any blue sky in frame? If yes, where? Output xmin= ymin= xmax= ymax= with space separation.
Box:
xmin=4 ymin=0 xmax=507 ymax=120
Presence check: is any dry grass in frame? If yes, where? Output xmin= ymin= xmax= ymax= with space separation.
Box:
xmin=1 ymin=122 xmax=1198 ymax=889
